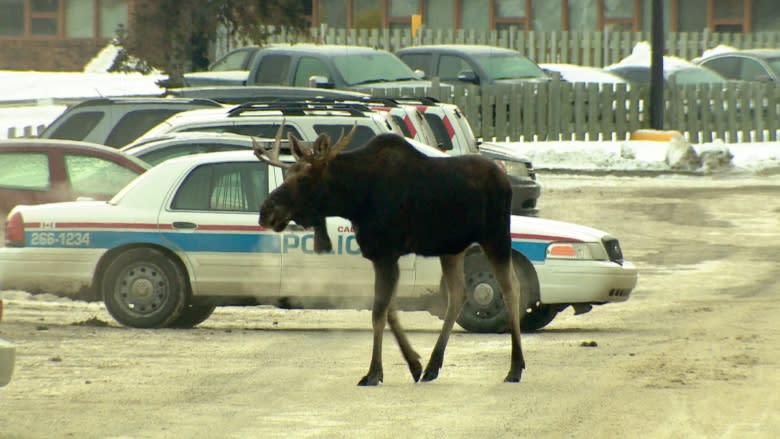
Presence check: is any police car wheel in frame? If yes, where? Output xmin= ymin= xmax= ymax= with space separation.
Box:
xmin=457 ymin=252 xmax=510 ymax=333
xmin=521 ymin=304 xmax=558 ymax=332
xmin=102 ymin=248 xmax=187 ymax=328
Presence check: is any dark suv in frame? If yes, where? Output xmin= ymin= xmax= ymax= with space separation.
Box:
xmin=396 ymin=44 xmax=550 ymax=87
xmin=40 ymin=97 xmax=223 ymax=148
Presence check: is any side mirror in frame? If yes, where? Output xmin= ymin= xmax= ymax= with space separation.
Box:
xmin=308 ymin=75 xmax=335 ymax=89
xmin=413 ymin=69 xmax=426 ymax=79
xmin=457 ymin=70 xmax=479 ymax=84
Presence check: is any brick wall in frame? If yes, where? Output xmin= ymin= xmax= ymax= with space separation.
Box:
xmin=0 ymin=39 xmax=109 ymax=71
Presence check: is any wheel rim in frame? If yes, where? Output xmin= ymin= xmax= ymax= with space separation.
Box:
xmin=112 ymin=262 xmax=170 ymax=317
xmin=464 ymin=270 xmax=505 ymax=320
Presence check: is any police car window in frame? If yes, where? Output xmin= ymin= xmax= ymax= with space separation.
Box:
xmin=391 ymin=115 xmax=412 ymax=137
xmin=423 ymin=113 xmax=453 ymax=150
xmin=64 ymin=154 xmax=140 ymax=196
xmin=312 ymin=124 xmax=375 ymax=151
xmin=0 ymin=152 xmax=49 ymax=190
xmin=172 ymin=162 xmax=268 ymax=212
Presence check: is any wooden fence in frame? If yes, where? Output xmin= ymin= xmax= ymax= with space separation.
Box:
xmin=370 ymin=78 xmax=780 ymax=143
xmin=259 ymin=28 xmax=780 ymax=67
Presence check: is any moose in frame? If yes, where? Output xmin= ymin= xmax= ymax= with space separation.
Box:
xmin=254 ymin=124 xmax=525 ymax=386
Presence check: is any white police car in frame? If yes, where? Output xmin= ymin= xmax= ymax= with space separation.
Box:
xmin=0 ymin=149 xmax=637 ymax=332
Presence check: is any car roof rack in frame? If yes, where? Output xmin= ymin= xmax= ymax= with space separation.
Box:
xmin=227 ymin=101 xmax=374 ymax=118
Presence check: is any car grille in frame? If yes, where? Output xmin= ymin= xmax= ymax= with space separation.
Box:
xmin=602 ymin=237 xmax=624 ymax=264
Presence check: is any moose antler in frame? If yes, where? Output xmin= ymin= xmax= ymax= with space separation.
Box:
xmin=327 ymin=123 xmax=358 ymax=159
xmin=253 ymin=120 xmax=292 ymax=168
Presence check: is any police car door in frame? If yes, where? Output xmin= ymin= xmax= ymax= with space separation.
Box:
xmin=158 ymin=159 xmax=281 ymax=298
xmin=279 ymin=217 xmax=418 ymax=303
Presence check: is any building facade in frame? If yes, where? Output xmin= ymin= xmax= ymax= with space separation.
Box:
xmin=0 ymin=0 xmax=777 ymax=71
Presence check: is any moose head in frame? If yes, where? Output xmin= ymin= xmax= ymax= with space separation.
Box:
xmin=253 ymin=121 xmax=356 ymax=253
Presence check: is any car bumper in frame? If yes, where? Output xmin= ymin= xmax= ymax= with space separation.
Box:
xmin=536 ymin=260 xmax=638 ymax=305
xmin=508 ymin=176 xmax=541 ymax=217
xmin=0 ymin=247 xmax=102 ymax=298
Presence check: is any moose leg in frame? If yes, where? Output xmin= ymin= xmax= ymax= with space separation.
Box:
xmin=484 ymin=248 xmax=525 ymax=383
xmin=387 ymin=300 xmax=423 ymax=382
xmin=358 ymin=257 xmax=400 ymax=386
xmin=422 ymin=252 xmax=466 ymax=382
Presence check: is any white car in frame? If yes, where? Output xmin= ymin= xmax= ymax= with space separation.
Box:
xmin=0 ymin=148 xmax=637 ymax=332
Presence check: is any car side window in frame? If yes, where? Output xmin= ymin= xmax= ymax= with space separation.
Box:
xmin=105 ymin=109 xmax=183 ymax=147
xmin=438 ymin=55 xmax=473 ymax=81
xmin=702 ymin=57 xmax=739 ymax=79
xmin=211 ymin=49 xmax=252 ymax=71
xmin=739 ymin=58 xmax=767 ymax=81
xmin=182 ymin=124 xmax=302 ymax=140
xmin=422 ymin=113 xmax=454 ymax=150
xmin=252 ymin=54 xmax=291 ymax=85
xmin=312 ymin=124 xmax=376 ymax=151
xmin=171 ymin=162 xmax=269 ymax=212
xmin=293 ymin=57 xmax=331 ymax=86
xmin=64 ymin=154 xmax=140 ymax=196
xmin=47 ymin=111 xmax=103 ymax=141
xmin=0 ymin=152 xmax=50 ymax=190
xmin=399 ymin=53 xmax=432 ymax=78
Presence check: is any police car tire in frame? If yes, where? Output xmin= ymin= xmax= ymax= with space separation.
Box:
xmin=167 ymin=303 xmax=217 ymax=328
xmin=457 ymin=252 xmax=511 ymax=334
xmin=520 ymin=304 xmax=558 ymax=332
xmin=102 ymin=248 xmax=187 ymax=329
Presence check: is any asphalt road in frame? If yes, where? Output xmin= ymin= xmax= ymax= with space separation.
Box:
xmin=1 ymin=173 xmax=779 ymax=439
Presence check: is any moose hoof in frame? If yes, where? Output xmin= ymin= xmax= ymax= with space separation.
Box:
xmin=504 ymin=370 xmax=523 ymax=383
xmin=410 ymin=361 xmax=423 ymax=382
xmin=358 ymin=372 xmax=383 ymax=386
xmin=420 ymin=367 xmax=440 ymax=382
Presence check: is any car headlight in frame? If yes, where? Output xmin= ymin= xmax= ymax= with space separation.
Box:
xmin=546 ymin=242 xmax=608 ymax=260
xmin=495 ymin=159 xmax=530 ymax=178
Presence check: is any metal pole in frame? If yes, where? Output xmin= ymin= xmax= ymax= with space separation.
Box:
xmin=649 ymin=0 xmax=665 ymax=129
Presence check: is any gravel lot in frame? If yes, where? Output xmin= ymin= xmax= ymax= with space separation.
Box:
xmin=1 ymin=173 xmax=779 ymax=439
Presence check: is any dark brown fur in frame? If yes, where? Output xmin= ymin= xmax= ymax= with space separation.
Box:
xmin=258 ymin=132 xmax=525 ymax=385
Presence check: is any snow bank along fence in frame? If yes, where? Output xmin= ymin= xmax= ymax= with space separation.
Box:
xmin=254 ymin=28 xmax=780 ymax=68
xmin=371 ymin=77 xmax=780 ymax=143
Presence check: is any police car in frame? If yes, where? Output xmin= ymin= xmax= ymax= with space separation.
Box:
xmin=0 ymin=146 xmax=637 ymax=332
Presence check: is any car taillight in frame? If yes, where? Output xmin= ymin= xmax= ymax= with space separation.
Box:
xmin=5 ymin=211 xmax=25 ymax=247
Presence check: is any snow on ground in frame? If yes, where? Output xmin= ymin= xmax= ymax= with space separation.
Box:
xmin=1 ymin=44 xmax=779 ymax=174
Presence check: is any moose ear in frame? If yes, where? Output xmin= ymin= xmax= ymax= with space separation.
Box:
xmin=312 ymin=133 xmax=331 ymax=158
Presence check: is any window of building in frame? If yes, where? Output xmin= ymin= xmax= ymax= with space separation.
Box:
xmin=598 ymin=0 xmax=640 ymax=32
xmin=354 ymin=0 xmax=382 ymax=28
xmin=461 ymin=0 xmax=490 ymax=30
xmin=708 ymin=0 xmax=751 ymax=32
xmin=318 ymin=0 xmax=348 ymax=28
xmin=494 ymin=0 xmax=529 ymax=32
xmin=424 ymin=0 xmax=455 ymax=30
xmin=0 ymin=0 xmax=128 ymax=39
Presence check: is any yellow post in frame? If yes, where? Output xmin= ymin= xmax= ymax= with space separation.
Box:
xmin=411 ymin=14 xmax=422 ymax=38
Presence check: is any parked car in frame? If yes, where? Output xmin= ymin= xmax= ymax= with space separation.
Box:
xmin=540 ymin=63 xmax=629 ymax=86
xmin=184 ymin=44 xmax=451 ymax=95
xmin=165 ymin=85 xmax=372 ymax=105
xmin=396 ymin=44 xmax=550 ymax=87
xmin=0 ymin=139 xmax=150 ymax=218
xmin=694 ymin=48 xmax=780 ymax=83
xmin=0 ymin=148 xmax=637 ymax=332
xmin=121 ymin=132 xmax=260 ymax=166
xmin=604 ymin=56 xmax=729 ymax=85
xmin=39 ymin=97 xmax=223 ymax=148
xmin=0 ymin=337 xmax=14 ymax=387
xmin=134 ymin=97 xmax=540 ymax=216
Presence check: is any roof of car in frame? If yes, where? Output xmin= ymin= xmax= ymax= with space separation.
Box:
xmin=397 ymin=44 xmax=522 ymax=55
xmin=122 ymin=131 xmax=260 ymax=151
xmin=258 ymin=43 xmax=393 ymax=55
xmin=705 ymin=48 xmax=780 ymax=59
xmin=0 ymin=138 xmax=151 ymax=169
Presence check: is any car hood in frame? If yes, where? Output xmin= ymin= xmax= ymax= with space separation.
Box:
xmin=183 ymin=71 xmax=249 ymax=87
xmin=478 ymin=141 xmax=530 ymax=163
xmin=511 ymin=215 xmax=610 ymax=243
xmin=493 ymin=77 xmax=551 ymax=85
xmin=350 ymin=80 xmax=453 ymax=92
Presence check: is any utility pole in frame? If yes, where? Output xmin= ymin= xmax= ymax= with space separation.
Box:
xmin=649 ymin=0 xmax=664 ymax=129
